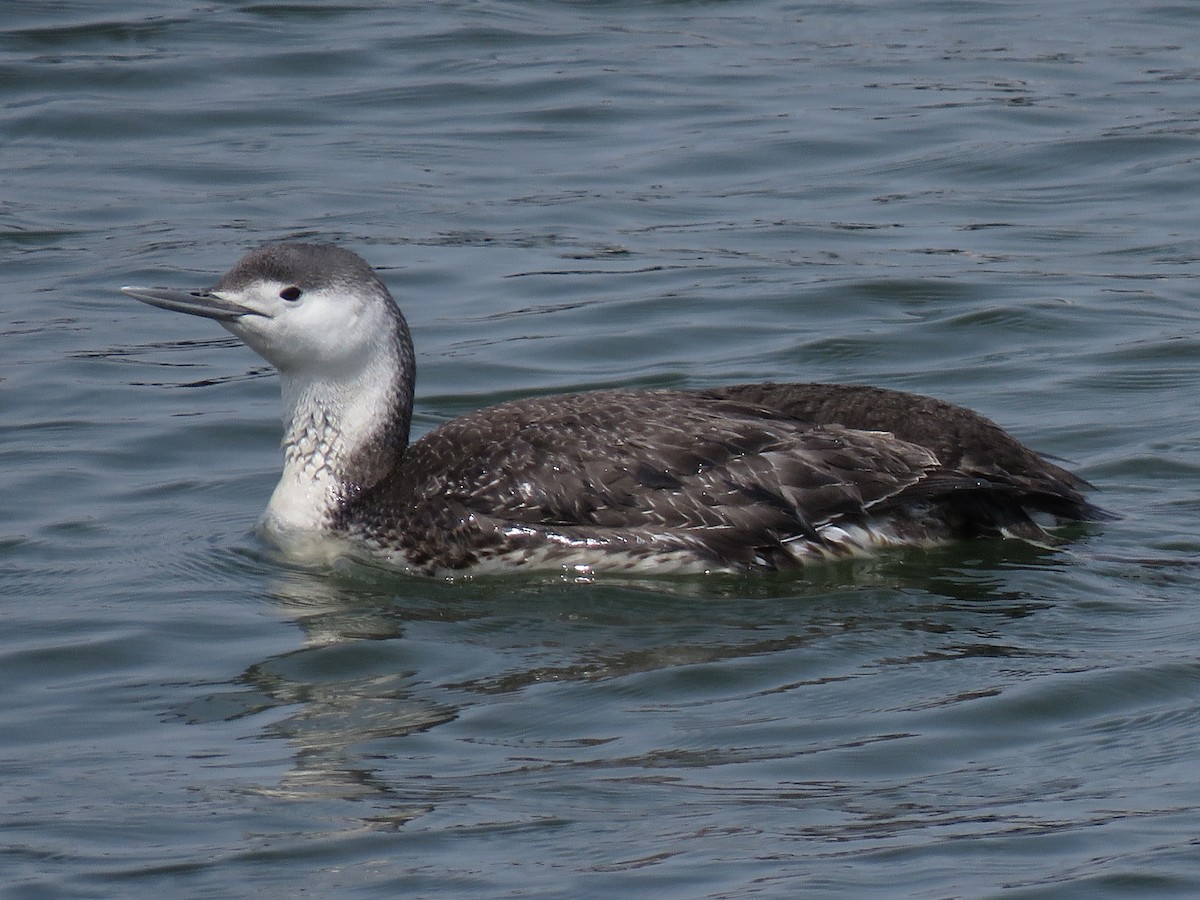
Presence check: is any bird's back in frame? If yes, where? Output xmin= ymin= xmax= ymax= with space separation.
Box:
xmin=334 ymin=384 xmax=1108 ymax=575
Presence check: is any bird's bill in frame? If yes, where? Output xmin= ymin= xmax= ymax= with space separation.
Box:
xmin=121 ymin=286 xmax=265 ymax=322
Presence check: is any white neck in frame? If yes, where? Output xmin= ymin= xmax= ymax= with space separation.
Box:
xmin=258 ymin=352 xmax=408 ymax=540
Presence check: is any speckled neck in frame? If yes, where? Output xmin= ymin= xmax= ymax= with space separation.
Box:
xmin=260 ymin=308 xmax=415 ymax=537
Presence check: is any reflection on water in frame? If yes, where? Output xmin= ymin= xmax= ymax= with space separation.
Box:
xmin=181 ymin=545 xmax=1084 ymax=822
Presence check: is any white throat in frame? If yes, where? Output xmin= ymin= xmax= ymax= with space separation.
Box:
xmin=258 ymin=352 xmax=405 ymax=541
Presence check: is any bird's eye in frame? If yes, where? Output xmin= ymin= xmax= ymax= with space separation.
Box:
xmin=279 ymin=286 xmax=302 ymax=302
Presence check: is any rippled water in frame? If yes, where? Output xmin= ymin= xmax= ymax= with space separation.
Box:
xmin=4 ymin=1 xmax=1200 ymax=895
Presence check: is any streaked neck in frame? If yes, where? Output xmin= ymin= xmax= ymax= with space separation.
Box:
xmin=262 ymin=341 xmax=414 ymax=537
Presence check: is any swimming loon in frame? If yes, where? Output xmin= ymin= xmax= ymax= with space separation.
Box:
xmin=123 ymin=242 xmax=1110 ymax=576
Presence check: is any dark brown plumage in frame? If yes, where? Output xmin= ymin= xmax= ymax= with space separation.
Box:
xmin=337 ymin=384 xmax=1110 ymax=575
xmin=126 ymin=242 xmax=1111 ymax=577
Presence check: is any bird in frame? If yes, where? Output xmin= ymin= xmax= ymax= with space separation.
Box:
xmin=123 ymin=242 xmax=1111 ymax=577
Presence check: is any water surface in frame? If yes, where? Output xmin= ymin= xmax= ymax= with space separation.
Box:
xmin=3 ymin=1 xmax=1200 ymax=896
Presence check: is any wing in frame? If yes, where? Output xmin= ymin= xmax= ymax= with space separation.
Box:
xmin=360 ymin=389 xmax=958 ymax=569
xmin=707 ymin=381 xmax=1110 ymax=519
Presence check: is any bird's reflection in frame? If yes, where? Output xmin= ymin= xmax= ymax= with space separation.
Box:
xmin=175 ymin=541 xmax=1077 ymax=817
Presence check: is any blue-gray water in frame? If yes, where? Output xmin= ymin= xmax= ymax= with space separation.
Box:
xmin=4 ymin=1 xmax=1200 ymax=896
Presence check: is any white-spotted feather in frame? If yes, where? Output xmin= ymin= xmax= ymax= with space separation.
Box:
xmin=124 ymin=242 xmax=1112 ymax=576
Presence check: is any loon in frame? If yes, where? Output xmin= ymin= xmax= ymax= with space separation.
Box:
xmin=123 ymin=242 xmax=1111 ymax=577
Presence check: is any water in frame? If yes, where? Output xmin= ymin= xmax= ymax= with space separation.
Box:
xmin=3 ymin=0 xmax=1200 ymax=895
